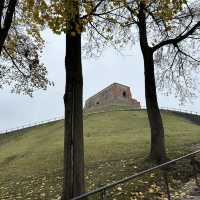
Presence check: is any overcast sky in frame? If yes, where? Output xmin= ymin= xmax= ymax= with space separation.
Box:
xmin=0 ymin=29 xmax=200 ymax=132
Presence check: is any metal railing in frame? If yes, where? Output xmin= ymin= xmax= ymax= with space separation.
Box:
xmin=0 ymin=116 xmax=64 ymax=135
xmin=0 ymin=106 xmax=199 ymax=135
xmin=72 ymin=150 xmax=200 ymax=200
xmin=0 ymin=106 xmax=200 ymax=198
xmin=86 ymin=106 xmax=200 ymax=116
xmin=143 ymin=106 xmax=200 ymax=116
xmin=159 ymin=106 xmax=200 ymax=116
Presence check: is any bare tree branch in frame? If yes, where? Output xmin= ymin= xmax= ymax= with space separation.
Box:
xmin=153 ymin=21 xmax=200 ymax=52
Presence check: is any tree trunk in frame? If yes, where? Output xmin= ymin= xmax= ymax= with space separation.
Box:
xmin=0 ymin=30 xmax=7 ymax=55
xmin=62 ymin=30 xmax=85 ymax=199
xmin=138 ymin=2 xmax=167 ymax=163
xmin=0 ymin=0 xmax=17 ymax=55
xmin=143 ymin=49 xmax=167 ymax=162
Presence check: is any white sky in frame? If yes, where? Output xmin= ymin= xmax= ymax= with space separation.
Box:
xmin=0 ymin=29 xmax=200 ymax=132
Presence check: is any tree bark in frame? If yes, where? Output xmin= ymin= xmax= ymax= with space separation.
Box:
xmin=138 ymin=2 xmax=167 ymax=163
xmin=62 ymin=28 xmax=85 ymax=200
xmin=0 ymin=0 xmax=17 ymax=55
xmin=143 ymin=49 xmax=167 ymax=162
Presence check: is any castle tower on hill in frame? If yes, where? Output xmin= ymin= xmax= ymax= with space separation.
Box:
xmin=84 ymin=83 xmax=141 ymax=112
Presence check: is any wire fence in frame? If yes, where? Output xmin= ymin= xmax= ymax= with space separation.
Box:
xmin=159 ymin=106 xmax=200 ymax=116
xmin=0 ymin=106 xmax=199 ymax=135
xmin=0 ymin=116 xmax=64 ymax=135
xmin=141 ymin=106 xmax=200 ymax=116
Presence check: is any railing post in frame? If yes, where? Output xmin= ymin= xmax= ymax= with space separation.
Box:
xmin=100 ymin=189 xmax=107 ymax=200
xmin=163 ymin=171 xmax=171 ymax=200
xmin=190 ymin=156 xmax=200 ymax=187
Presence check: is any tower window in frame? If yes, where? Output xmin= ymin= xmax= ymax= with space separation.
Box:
xmin=122 ymin=91 xmax=127 ymax=97
xmin=96 ymin=101 xmax=100 ymax=105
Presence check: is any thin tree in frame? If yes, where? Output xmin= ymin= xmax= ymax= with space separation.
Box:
xmin=62 ymin=1 xmax=106 ymax=198
xmin=83 ymin=0 xmax=200 ymax=162
xmin=62 ymin=1 xmax=85 ymax=199
xmin=125 ymin=0 xmax=200 ymax=162
xmin=29 ymin=0 xmax=105 ymax=198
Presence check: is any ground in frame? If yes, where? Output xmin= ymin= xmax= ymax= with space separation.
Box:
xmin=0 ymin=108 xmax=200 ymax=199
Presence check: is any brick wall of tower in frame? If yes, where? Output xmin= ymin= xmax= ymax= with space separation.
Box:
xmin=84 ymin=83 xmax=141 ymax=112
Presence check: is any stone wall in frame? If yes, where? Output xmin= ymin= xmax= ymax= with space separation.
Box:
xmin=84 ymin=83 xmax=141 ymax=112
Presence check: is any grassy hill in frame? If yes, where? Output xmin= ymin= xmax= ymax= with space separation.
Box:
xmin=0 ymin=109 xmax=200 ymax=199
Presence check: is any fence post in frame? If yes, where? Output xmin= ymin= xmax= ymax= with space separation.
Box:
xmin=100 ymin=189 xmax=107 ymax=200
xmin=190 ymin=156 xmax=200 ymax=187
xmin=163 ymin=171 xmax=171 ymax=200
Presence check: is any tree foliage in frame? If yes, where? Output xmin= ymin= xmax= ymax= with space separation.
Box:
xmin=19 ymin=0 xmax=200 ymax=101
xmin=83 ymin=0 xmax=200 ymax=102
xmin=66 ymin=0 xmax=200 ymax=161
xmin=0 ymin=0 xmax=51 ymax=96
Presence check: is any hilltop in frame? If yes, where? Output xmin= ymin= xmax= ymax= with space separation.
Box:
xmin=0 ymin=108 xmax=200 ymax=199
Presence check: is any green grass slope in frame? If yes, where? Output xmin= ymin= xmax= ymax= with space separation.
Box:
xmin=0 ymin=109 xmax=200 ymax=199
